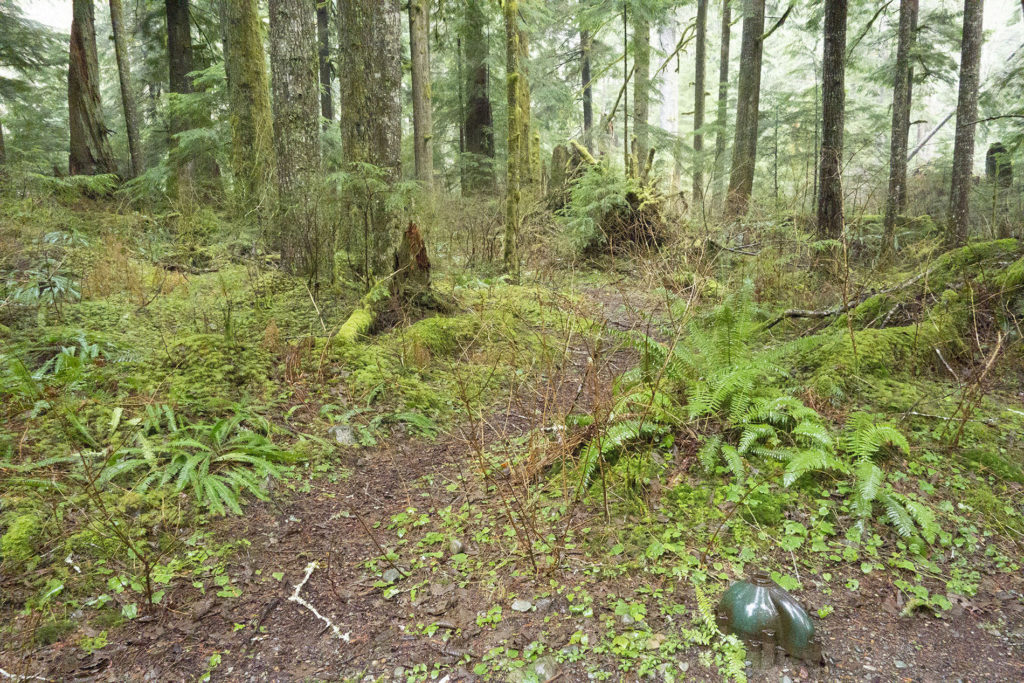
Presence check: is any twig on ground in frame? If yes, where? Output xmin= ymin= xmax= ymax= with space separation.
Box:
xmin=0 ymin=668 xmax=48 ymax=681
xmin=288 ymin=561 xmax=350 ymax=642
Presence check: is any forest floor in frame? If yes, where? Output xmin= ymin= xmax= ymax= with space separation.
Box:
xmin=3 ymin=198 xmax=1024 ymax=682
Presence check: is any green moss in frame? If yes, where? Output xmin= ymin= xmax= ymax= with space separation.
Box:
xmin=962 ymin=447 xmax=1024 ymax=485
xmin=157 ymin=334 xmax=272 ymax=412
xmin=33 ymin=618 xmax=75 ymax=646
xmin=1 ymin=513 xmax=42 ymax=570
xmin=405 ymin=314 xmax=481 ymax=357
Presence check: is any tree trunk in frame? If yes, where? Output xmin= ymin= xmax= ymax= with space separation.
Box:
xmin=69 ymin=0 xmax=117 ymax=176
xmin=338 ymin=0 xmax=402 ymax=278
xmin=165 ymin=0 xmax=194 ymax=117
xmin=316 ymin=0 xmax=333 ymax=125
xmin=712 ymin=0 xmax=731 ymax=211
xmin=166 ymin=0 xmax=220 ymax=197
xmin=816 ymin=0 xmax=847 ymax=239
xmin=581 ymin=27 xmax=593 ymax=151
xmin=632 ymin=10 xmax=650 ymax=171
xmin=269 ymin=0 xmax=330 ymax=285
xmin=882 ymin=0 xmax=916 ymax=256
xmin=463 ymin=0 xmax=495 ymax=193
xmin=222 ymin=0 xmax=275 ymax=213
xmin=693 ymin=0 xmax=708 ymax=209
xmin=503 ymin=0 xmax=521 ymax=280
xmin=896 ymin=0 xmax=918 ymax=212
xmin=409 ymin=0 xmax=433 ymax=187
xmin=0 ymin=119 xmax=6 ymax=166
xmin=517 ymin=25 xmax=535 ymax=186
xmin=724 ymin=0 xmax=765 ymax=219
xmin=947 ymin=0 xmax=984 ymax=248
xmin=108 ymin=0 xmax=143 ymax=178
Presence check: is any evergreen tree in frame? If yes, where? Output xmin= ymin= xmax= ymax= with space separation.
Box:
xmin=724 ymin=0 xmax=764 ymax=218
xmin=817 ymin=0 xmax=848 ymax=239
xmin=108 ymin=0 xmax=143 ymax=178
xmin=69 ymin=0 xmax=116 ymax=176
xmin=463 ymin=0 xmax=495 ymax=192
xmin=947 ymin=0 xmax=984 ymax=248
xmin=409 ymin=0 xmax=434 ymax=186
xmin=338 ymin=0 xmax=403 ymax=278
xmin=882 ymin=0 xmax=917 ymax=256
xmin=222 ymin=0 xmax=275 ymax=214
xmin=269 ymin=0 xmax=331 ymax=284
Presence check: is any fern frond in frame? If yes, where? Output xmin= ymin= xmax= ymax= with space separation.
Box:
xmin=783 ymin=448 xmax=848 ymax=486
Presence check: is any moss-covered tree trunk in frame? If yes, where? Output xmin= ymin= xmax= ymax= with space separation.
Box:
xmin=338 ymin=0 xmax=402 ymax=279
xmin=517 ymin=24 xmax=537 ymax=187
xmin=693 ymin=0 xmax=708 ymax=210
xmin=632 ymin=10 xmax=650 ymax=172
xmin=725 ymin=0 xmax=765 ymax=219
xmin=269 ymin=0 xmax=332 ymax=286
xmin=69 ymin=0 xmax=117 ymax=176
xmin=947 ymin=0 xmax=984 ymax=249
xmin=882 ymin=0 xmax=917 ymax=257
xmin=503 ymin=0 xmax=521 ymax=280
xmin=712 ymin=0 xmax=731 ymax=211
xmin=463 ymin=0 xmax=495 ymax=193
xmin=108 ymin=0 xmax=143 ymax=178
xmin=222 ymin=0 xmax=275 ymax=214
xmin=409 ymin=0 xmax=434 ymax=187
xmin=816 ymin=0 xmax=847 ymax=239
xmin=0 ymin=119 xmax=6 ymax=166
xmin=316 ymin=0 xmax=333 ymax=125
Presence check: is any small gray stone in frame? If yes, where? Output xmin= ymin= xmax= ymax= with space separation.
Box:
xmin=617 ymin=612 xmax=636 ymax=626
xmin=328 ymin=424 xmax=356 ymax=446
xmin=679 ymin=662 xmax=689 ymax=673
xmin=382 ymin=568 xmax=401 ymax=584
xmin=781 ymin=676 xmax=793 ymax=683
xmin=511 ymin=599 xmax=532 ymax=612
xmin=393 ymin=666 xmax=405 ymax=678
xmin=535 ymin=598 xmax=553 ymax=613
xmin=894 ymin=660 xmax=908 ymax=669
xmin=532 ymin=655 xmax=558 ymax=679
xmin=448 ymin=538 xmax=465 ymax=555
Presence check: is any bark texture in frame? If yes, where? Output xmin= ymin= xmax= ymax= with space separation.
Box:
xmin=693 ymin=0 xmax=708 ymax=209
xmin=897 ymin=0 xmax=918 ymax=211
xmin=269 ymin=0 xmax=331 ymax=284
xmin=338 ymin=0 xmax=402 ymax=278
xmin=503 ymin=0 xmax=521 ymax=280
xmin=581 ymin=27 xmax=593 ymax=150
xmin=69 ymin=0 xmax=116 ymax=175
xmin=947 ymin=0 xmax=984 ymax=248
xmin=409 ymin=0 xmax=434 ymax=186
xmin=816 ymin=0 xmax=848 ymax=239
xmin=882 ymin=0 xmax=917 ymax=255
xmin=0 ymin=120 xmax=6 ymax=165
xmin=712 ymin=0 xmax=731 ymax=210
xmin=463 ymin=0 xmax=495 ymax=192
xmin=108 ymin=0 xmax=143 ymax=177
xmin=632 ymin=11 xmax=650 ymax=171
xmin=222 ymin=0 xmax=275 ymax=213
xmin=165 ymin=0 xmax=193 ymax=114
xmin=316 ymin=0 xmax=333 ymax=124
xmin=725 ymin=0 xmax=765 ymax=218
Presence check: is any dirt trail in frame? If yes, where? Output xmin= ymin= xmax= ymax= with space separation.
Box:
xmin=9 ymin=283 xmax=1024 ymax=682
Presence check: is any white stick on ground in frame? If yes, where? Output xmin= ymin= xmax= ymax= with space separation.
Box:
xmin=0 ymin=667 xmax=49 ymax=681
xmin=288 ymin=561 xmax=350 ymax=642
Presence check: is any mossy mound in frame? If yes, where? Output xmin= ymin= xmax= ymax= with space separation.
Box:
xmin=158 ymin=334 xmax=273 ymax=412
xmin=1 ymin=512 xmax=42 ymax=571
xmin=405 ymin=315 xmax=481 ymax=358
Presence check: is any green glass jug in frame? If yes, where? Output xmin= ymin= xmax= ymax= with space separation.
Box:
xmin=715 ymin=571 xmax=822 ymax=667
